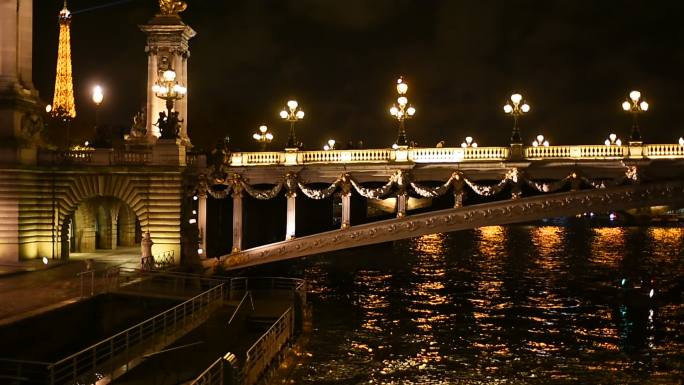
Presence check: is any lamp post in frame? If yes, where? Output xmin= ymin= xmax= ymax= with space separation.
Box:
xmin=389 ymin=77 xmax=416 ymax=147
xmin=503 ymin=93 xmax=530 ymax=144
xmin=280 ymin=100 xmax=304 ymax=148
xmin=679 ymin=137 xmax=684 ymax=147
xmin=92 ymin=85 xmax=103 ymax=130
xmin=532 ymin=134 xmax=549 ymax=147
xmin=604 ymin=133 xmax=622 ymax=147
xmin=152 ymin=69 xmax=187 ymax=139
xmin=252 ymin=125 xmax=274 ymax=150
xmin=622 ymin=90 xmax=648 ymax=142
xmin=460 ymin=136 xmax=478 ymax=148
xmin=323 ymin=139 xmax=336 ymax=151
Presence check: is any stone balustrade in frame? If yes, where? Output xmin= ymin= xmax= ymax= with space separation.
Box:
xmin=29 ymin=143 xmax=684 ymax=169
xmin=229 ymin=143 xmax=684 ymax=167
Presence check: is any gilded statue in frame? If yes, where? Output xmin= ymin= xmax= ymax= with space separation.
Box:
xmin=159 ymin=0 xmax=187 ymax=16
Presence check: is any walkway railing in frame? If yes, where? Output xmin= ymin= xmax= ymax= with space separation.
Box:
xmin=228 ymin=143 xmax=684 ymax=166
xmin=46 ymin=283 xmax=225 ymax=385
xmin=242 ymin=307 xmax=295 ymax=385
xmin=228 ymin=276 xmax=306 ymax=304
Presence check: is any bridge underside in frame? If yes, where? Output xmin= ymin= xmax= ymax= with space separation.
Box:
xmin=208 ymin=180 xmax=684 ymax=271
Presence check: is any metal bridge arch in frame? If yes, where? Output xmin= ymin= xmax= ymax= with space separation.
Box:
xmin=212 ymin=181 xmax=684 ymax=270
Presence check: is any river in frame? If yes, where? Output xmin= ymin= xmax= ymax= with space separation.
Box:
xmin=263 ymin=221 xmax=683 ymax=384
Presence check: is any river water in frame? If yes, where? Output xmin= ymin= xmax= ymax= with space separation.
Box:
xmin=265 ymin=222 xmax=684 ymax=384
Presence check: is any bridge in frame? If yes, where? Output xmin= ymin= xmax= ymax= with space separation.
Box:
xmin=2 ymin=0 xmax=684 ymax=272
xmin=195 ymin=143 xmax=684 ymax=270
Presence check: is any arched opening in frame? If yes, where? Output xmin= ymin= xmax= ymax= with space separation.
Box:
xmin=63 ymin=196 xmax=142 ymax=256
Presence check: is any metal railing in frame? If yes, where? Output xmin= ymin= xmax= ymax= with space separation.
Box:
xmin=242 ymin=307 xmax=295 ymax=385
xmin=189 ymin=352 xmax=238 ymax=385
xmin=228 ymin=276 xmax=306 ymax=304
xmin=141 ymin=250 xmax=176 ymax=271
xmin=46 ymin=284 xmax=225 ymax=385
xmin=228 ymin=291 xmax=255 ymax=325
xmin=190 ymin=356 xmax=226 ymax=385
xmin=0 ymin=358 xmax=52 ymax=384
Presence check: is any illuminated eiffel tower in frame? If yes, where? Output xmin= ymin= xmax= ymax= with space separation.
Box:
xmin=51 ymin=1 xmax=76 ymax=119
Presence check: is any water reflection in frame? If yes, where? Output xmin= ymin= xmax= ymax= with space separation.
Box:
xmin=590 ymin=227 xmax=625 ymax=267
xmin=285 ymin=224 xmax=684 ymax=384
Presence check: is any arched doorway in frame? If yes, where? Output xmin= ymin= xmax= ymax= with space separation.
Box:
xmin=63 ymin=196 xmax=142 ymax=256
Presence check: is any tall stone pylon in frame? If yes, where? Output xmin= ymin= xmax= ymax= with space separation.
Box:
xmin=140 ymin=0 xmax=195 ymax=147
xmin=51 ymin=1 xmax=76 ymax=119
xmin=0 ymin=0 xmax=42 ymax=164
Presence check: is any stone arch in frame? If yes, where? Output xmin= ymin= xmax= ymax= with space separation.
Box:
xmin=53 ymin=174 xmax=150 ymax=257
xmin=55 ymin=174 xmax=149 ymax=239
xmin=52 ymin=172 xmax=183 ymax=260
xmin=65 ymin=196 xmax=140 ymax=254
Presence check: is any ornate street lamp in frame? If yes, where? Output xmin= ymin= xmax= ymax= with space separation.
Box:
xmin=252 ymin=125 xmax=274 ymax=150
xmin=604 ymin=133 xmax=622 ymax=147
xmin=92 ymin=85 xmax=103 ymax=130
xmin=622 ymin=90 xmax=648 ymax=142
xmin=503 ymin=93 xmax=530 ymax=144
xmin=460 ymin=136 xmax=478 ymax=148
xmin=280 ymin=100 xmax=304 ymax=148
xmin=678 ymin=137 xmax=683 ymax=147
xmin=532 ymin=134 xmax=549 ymax=147
xmin=323 ymin=139 xmax=336 ymax=151
xmin=389 ymin=77 xmax=416 ymax=147
xmin=152 ymin=69 xmax=187 ymax=139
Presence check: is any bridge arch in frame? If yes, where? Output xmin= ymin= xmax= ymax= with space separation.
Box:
xmin=61 ymin=196 xmax=142 ymax=256
xmin=213 ymin=181 xmax=684 ymax=270
xmin=53 ymin=174 xmax=150 ymax=258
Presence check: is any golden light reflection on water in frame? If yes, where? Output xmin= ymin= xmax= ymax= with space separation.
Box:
xmin=477 ymin=226 xmax=505 ymax=259
xmin=647 ymin=227 xmax=684 ymax=261
xmin=590 ymin=227 xmax=625 ymax=267
xmin=294 ymin=225 xmax=684 ymax=384
xmin=531 ymin=226 xmax=565 ymax=270
xmin=355 ymin=270 xmax=391 ymax=333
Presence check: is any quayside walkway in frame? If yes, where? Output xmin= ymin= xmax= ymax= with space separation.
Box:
xmin=0 ymin=248 xmax=141 ymax=326
xmin=0 ymin=273 xmax=305 ymax=385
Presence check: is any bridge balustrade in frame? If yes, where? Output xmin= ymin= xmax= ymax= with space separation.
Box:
xmin=226 ymin=143 xmax=684 ymax=167
xmin=112 ymin=149 xmax=151 ymax=165
xmin=645 ymin=143 xmax=684 ymax=158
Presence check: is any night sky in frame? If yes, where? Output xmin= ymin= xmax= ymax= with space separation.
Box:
xmin=33 ymin=0 xmax=684 ymax=151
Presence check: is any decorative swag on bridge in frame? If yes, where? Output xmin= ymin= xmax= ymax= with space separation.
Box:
xmin=192 ymin=165 xmax=641 ymax=255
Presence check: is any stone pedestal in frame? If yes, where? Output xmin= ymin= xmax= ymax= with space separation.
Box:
xmin=151 ymin=138 xmax=186 ymax=166
xmin=509 ymin=143 xmax=524 ymax=160
xmin=628 ymin=141 xmax=644 ymax=159
xmin=140 ymin=15 xmax=196 ymax=146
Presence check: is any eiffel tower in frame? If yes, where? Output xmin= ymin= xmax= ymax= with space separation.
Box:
xmin=51 ymin=0 xmax=76 ymax=119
